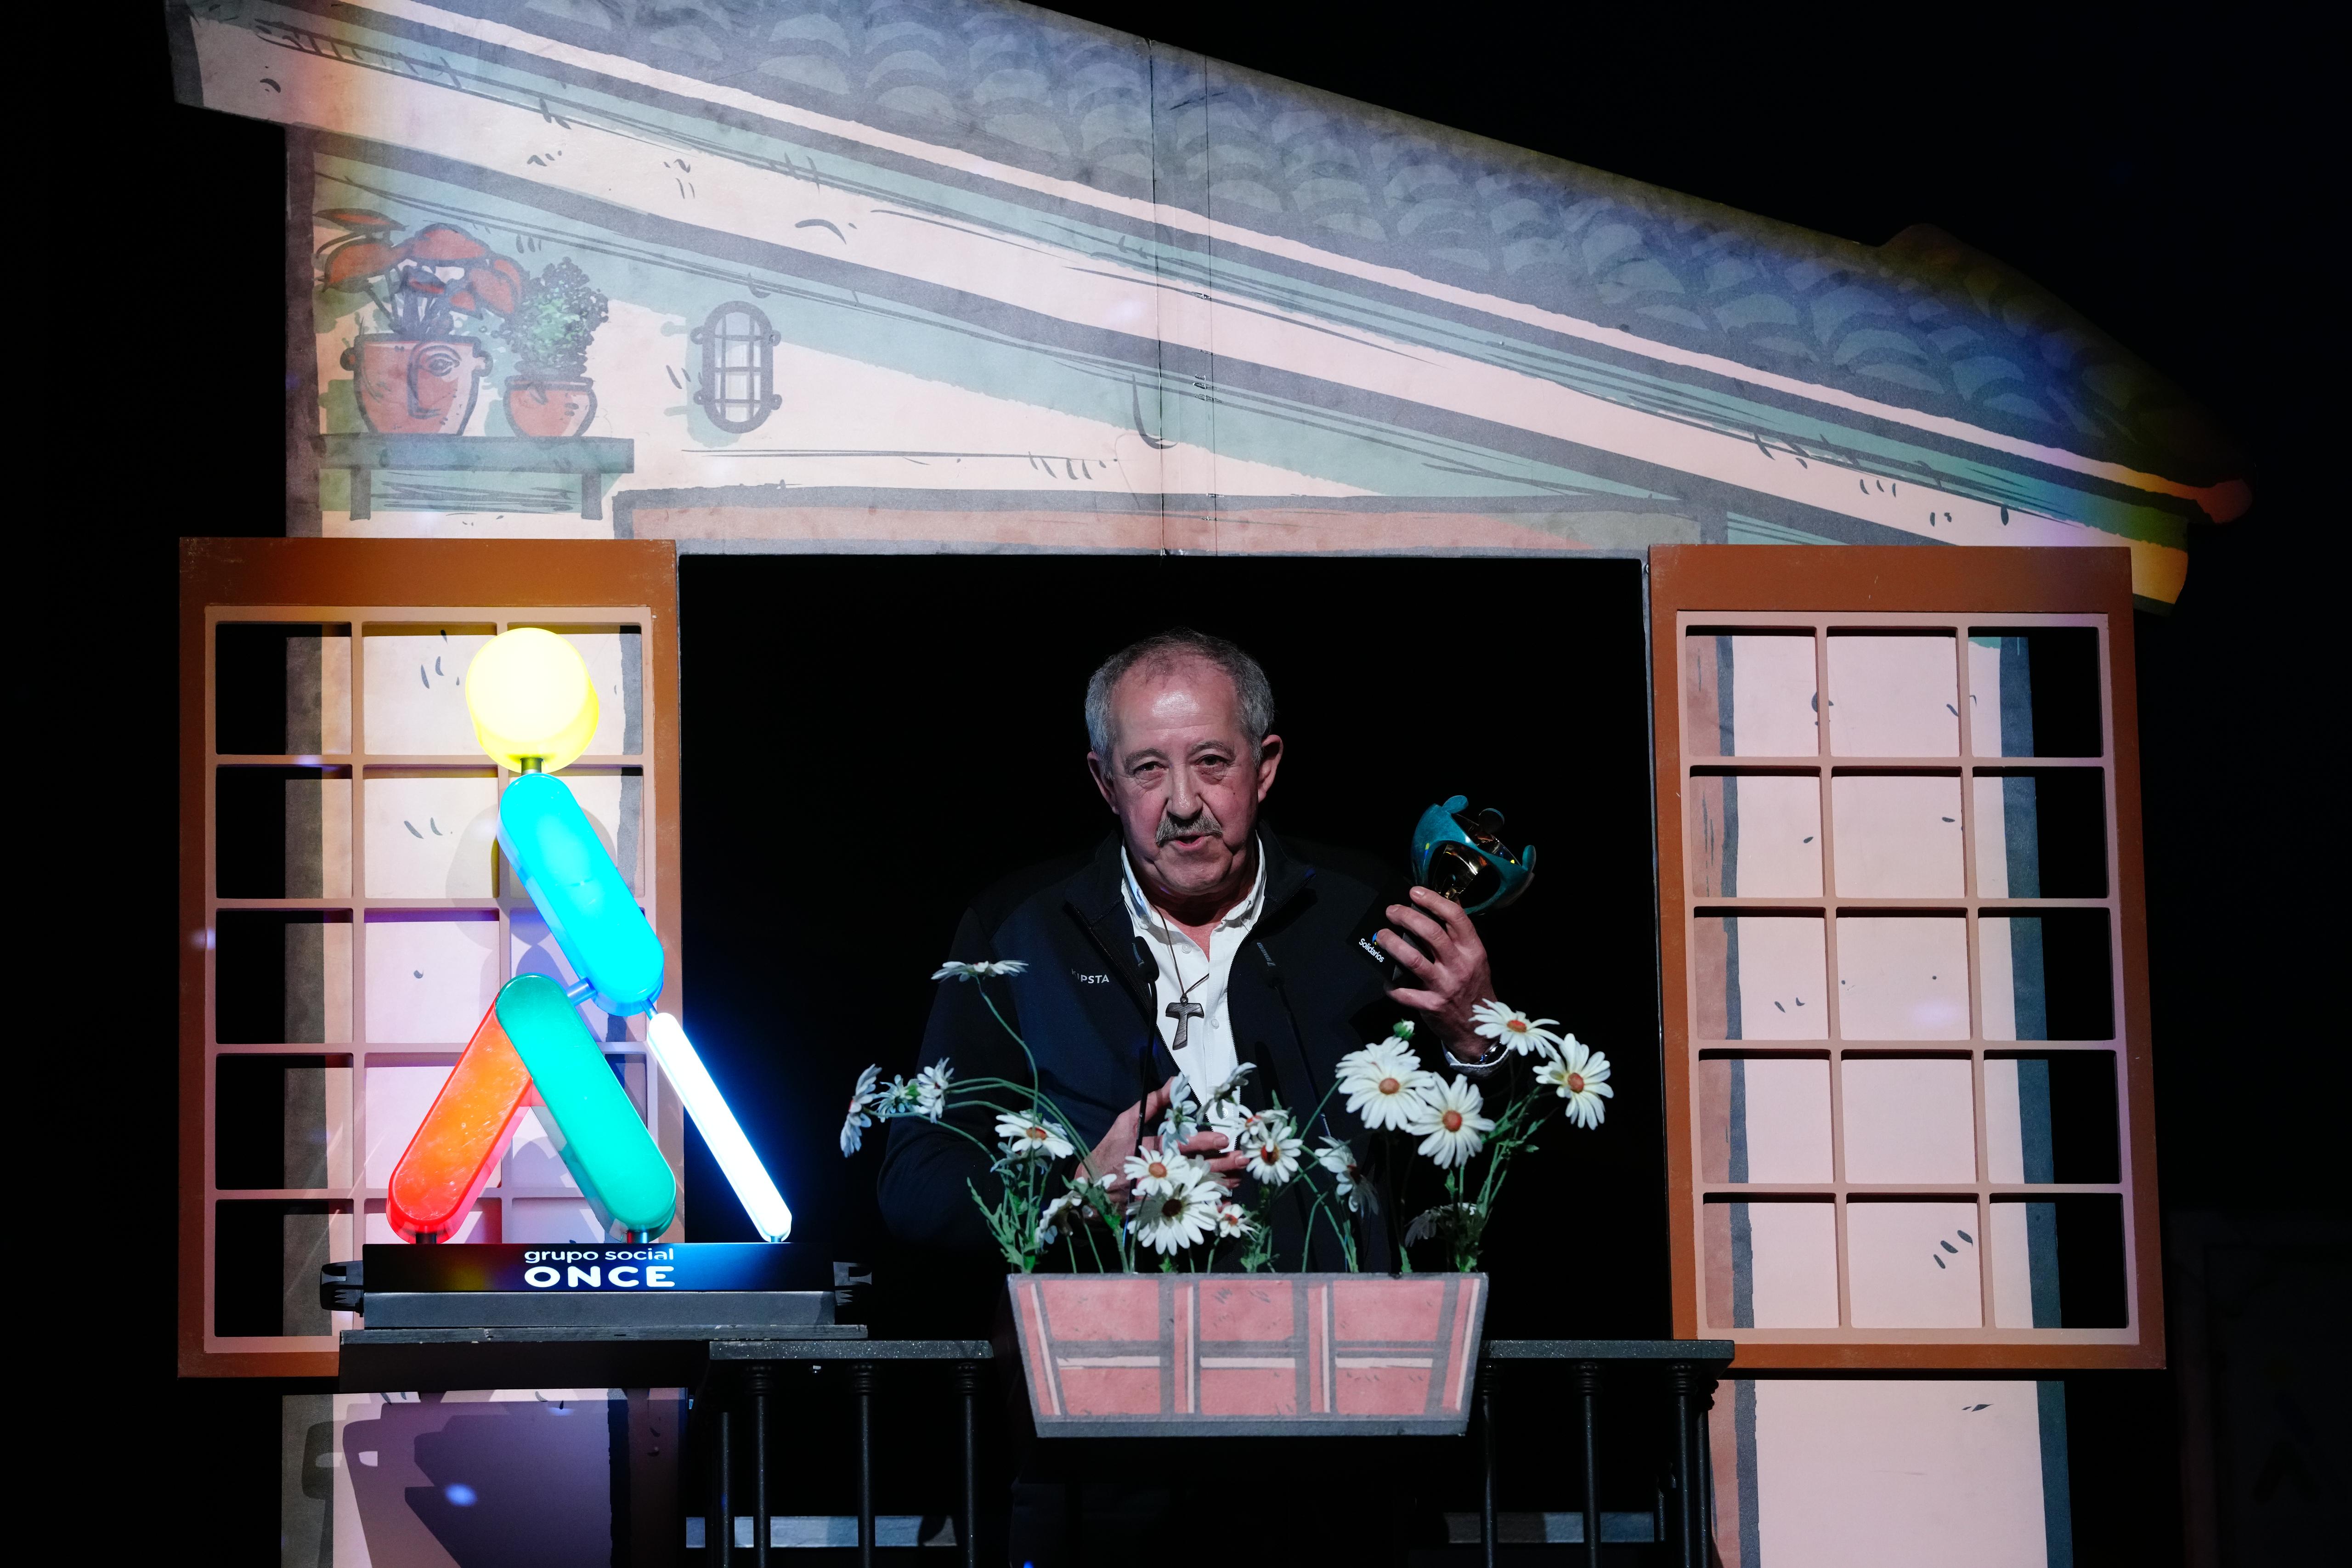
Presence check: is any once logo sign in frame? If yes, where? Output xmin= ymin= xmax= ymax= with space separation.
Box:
xmin=521 ymin=1263 xmax=678 ymax=1290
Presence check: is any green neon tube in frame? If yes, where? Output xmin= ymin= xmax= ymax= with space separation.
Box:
xmin=494 ymin=974 xmax=677 ymax=1238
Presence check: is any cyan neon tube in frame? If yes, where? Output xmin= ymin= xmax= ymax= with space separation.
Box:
xmin=498 ymin=771 xmax=666 ymax=1015
xmin=496 ymin=974 xmax=678 ymax=1239
xmin=646 ymin=1012 xmax=794 ymax=1241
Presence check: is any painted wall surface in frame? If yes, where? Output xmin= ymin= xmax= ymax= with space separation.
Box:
xmin=171 ymin=0 xmax=2239 ymax=604
xmin=1711 ymin=1378 xmax=2072 ymax=1568
xmin=290 ymin=1389 xmax=673 ymax=1567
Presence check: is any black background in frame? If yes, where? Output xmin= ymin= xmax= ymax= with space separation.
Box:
xmin=59 ymin=2 xmax=2330 ymax=1563
xmin=678 ymin=553 xmax=1662 ymax=1340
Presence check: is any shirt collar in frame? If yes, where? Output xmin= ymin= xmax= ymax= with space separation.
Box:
xmin=1121 ymin=838 xmax=1266 ymax=938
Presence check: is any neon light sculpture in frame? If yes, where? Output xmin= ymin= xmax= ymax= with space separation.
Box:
xmin=382 ymin=628 xmax=792 ymax=1243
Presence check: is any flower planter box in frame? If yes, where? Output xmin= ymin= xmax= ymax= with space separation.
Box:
xmin=1006 ymin=1272 xmax=1486 ymax=1436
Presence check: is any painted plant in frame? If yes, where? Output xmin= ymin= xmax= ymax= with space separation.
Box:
xmin=316 ymin=210 xmax=523 ymax=435
xmin=317 ymin=211 xmax=522 ymax=340
xmin=499 ymin=258 xmax=611 ymax=438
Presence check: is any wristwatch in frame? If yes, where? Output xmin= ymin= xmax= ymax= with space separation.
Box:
xmin=1443 ymin=1032 xmax=1506 ymax=1069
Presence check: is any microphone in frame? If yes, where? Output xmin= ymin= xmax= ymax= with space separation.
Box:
xmin=1132 ymin=936 xmax=1162 ymax=1115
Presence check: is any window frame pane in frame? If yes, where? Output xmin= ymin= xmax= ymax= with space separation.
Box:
xmin=1653 ymin=544 xmax=2158 ymax=1370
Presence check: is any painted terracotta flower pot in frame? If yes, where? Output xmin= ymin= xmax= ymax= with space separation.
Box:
xmin=506 ymin=376 xmax=597 ymax=438
xmin=1006 ymin=1272 xmax=1486 ymax=1436
xmin=343 ymin=335 xmax=488 ymax=435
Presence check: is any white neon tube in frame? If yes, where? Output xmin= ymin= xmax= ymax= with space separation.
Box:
xmin=646 ymin=1012 xmax=794 ymax=1242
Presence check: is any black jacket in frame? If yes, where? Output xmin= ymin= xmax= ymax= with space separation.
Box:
xmin=877 ymin=831 xmax=1421 ymax=1270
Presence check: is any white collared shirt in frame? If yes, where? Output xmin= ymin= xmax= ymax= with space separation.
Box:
xmin=1121 ymin=842 xmax=1267 ymax=1095
xmin=1122 ymin=843 xmax=1504 ymax=1093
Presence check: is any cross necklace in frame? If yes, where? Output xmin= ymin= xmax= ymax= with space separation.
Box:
xmin=1159 ymin=931 xmax=1210 ymax=1057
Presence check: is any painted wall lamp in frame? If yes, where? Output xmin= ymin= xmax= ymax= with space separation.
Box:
xmin=383 ymin=628 xmax=793 ymax=1243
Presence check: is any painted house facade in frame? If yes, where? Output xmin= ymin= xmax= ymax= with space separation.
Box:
xmin=171 ymin=3 xmax=2234 ymax=1562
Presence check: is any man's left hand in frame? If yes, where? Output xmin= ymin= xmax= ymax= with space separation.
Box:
xmin=1377 ymin=886 xmax=1498 ymax=1058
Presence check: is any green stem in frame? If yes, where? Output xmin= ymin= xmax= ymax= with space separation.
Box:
xmin=976 ymin=984 xmax=1042 ymax=1098
xmin=1298 ymin=1074 xmax=1348 ymax=1140
xmin=1305 ymin=1186 xmax=1359 ymax=1274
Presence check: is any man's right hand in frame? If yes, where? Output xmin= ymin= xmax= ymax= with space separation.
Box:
xmin=1082 ymin=1076 xmax=1247 ymax=1200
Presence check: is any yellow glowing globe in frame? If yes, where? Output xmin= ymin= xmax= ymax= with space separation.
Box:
xmin=465 ymin=628 xmax=599 ymax=771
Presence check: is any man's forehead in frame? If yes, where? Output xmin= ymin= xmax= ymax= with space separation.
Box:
xmin=1109 ymin=659 xmax=1244 ymax=749
xmin=1113 ymin=656 xmax=1240 ymax=719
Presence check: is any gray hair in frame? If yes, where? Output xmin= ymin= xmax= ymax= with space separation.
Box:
xmin=1085 ymin=628 xmax=1275 ymax=760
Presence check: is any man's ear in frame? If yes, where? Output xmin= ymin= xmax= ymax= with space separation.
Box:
xmin=1253 ymin=733 xmax=1283 ymax=802
xmin=1086 ymin=750 xmax=1117 ymax=810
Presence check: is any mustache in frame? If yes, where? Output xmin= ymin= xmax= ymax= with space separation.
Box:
xmin=1156 ymin=804 xmax=1225 ymax=845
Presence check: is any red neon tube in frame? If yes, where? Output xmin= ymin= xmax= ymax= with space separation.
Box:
xmin=384 ymin=1000 xmax=533 ymax=1242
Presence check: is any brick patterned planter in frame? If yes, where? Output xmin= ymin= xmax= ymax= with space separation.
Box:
xmin=1006 ymin=1273 xmax=1487 ymax=1436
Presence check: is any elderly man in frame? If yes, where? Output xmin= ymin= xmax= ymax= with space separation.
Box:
xmin=879 ymin=628 xmax=1508 ymax=1267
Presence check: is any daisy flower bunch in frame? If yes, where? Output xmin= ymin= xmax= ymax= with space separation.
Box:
xmin=1409 ymin=1025 xmax=1610 ymax=1271
xmin=838 ymin=957 xmax=1142 ymax=1274
xmin=1468 ymin=1001 xmax=1613 ymax=1131
xmin=839 ymin=958 xmax=1623 ymax=1279
xmin=1157 ymin=1074 xmax=1308 ymax=1271
xmin=1397 ymin=1081 xmax=1553 ymax=1273
xmin=1325 ymin=1005 xmax=1619 ymax=1274
xmin=1135 ymin=1070 xmax=1362 ymax=1274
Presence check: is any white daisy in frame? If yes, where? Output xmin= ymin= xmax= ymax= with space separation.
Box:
xmin=1215 ymin=1201 xmax=1255 ymax=1239
xmin=1158 ymin=1073 xmax=1202 ymax=1143
xmin=1200 ymin=1061 xmax=1257 ymax=1109
xmin=1536 ymin=1036 xmax=1615 ymax=1129
xmin=1036 ymin=1189 xmax=1085 ymax=1249
xmin=930 ymin=958 xmax=1031 ymax=981
xmin=1315 ymin=1136 xmax=1377 ymax=1215
xmin=1337 ymin=1040 xmax=1436 ymax=1132
xmin=1408 ymin=1076 xmax=1495 ymax=1169
xmin=1469 ymin=1000 xmax=1565 ymax=1059
xmin=839 ymin=1064 xmax=881 ymax=1155
xmin=912 ymin=1059 xmax=953 ymax=1121
xmin=994 ymin=1111 xmax=1075 ymax=1163
xmin=1210 ymin=1101 xmax=1289 ymax=1153
xmin=1122 ymin=1144 xmax=1200 ymax=1199
xmin=1246 ymin=1126 xmax=1304 ymax=1186
xmin=1131 ymin=1180 xmax=1219 ymax=1255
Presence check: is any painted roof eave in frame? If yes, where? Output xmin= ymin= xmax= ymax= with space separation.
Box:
xmin=165 ymin=0 xmax=2245 ymax=603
